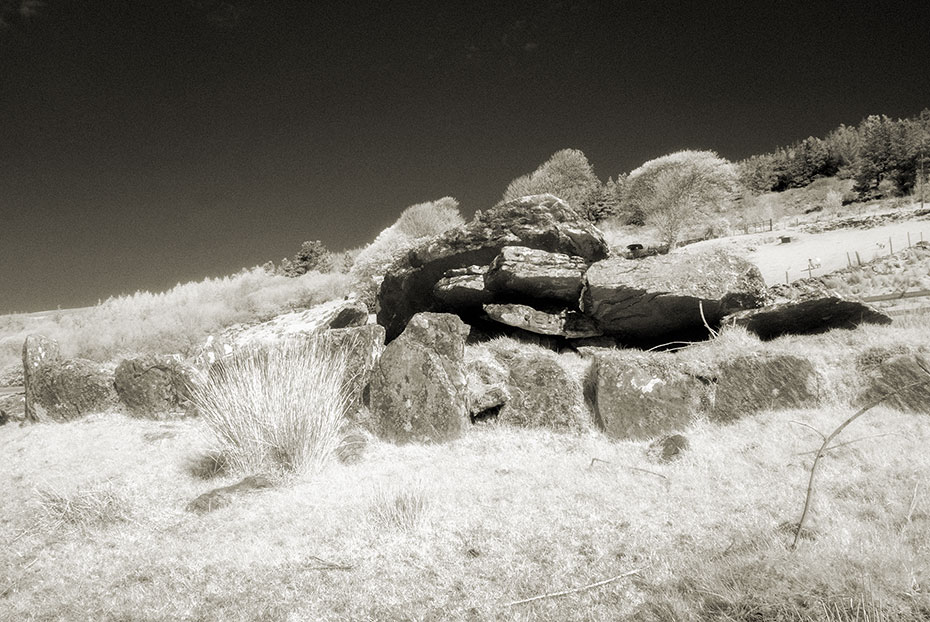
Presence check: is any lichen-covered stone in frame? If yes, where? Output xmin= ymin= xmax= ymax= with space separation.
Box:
xmin=712 ymin=354 xmax=819 ymax=422
xmin=114 ymin=355 xmax=199 ymax=419
xmin=370 ymin=313 xmax=470 ymax=443
xmin=586 ymin=351 xmax=705 ymax=440
xmin=31 ymin=358 xmax=118 ymax=421
xmin=483 ymin=303 xmax=602 ymax=338
xmin=475 ymin=338 xmax=589 ymax=429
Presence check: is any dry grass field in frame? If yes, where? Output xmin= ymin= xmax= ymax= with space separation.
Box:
xmin=2 ymin=319 xmax=930 ymax=621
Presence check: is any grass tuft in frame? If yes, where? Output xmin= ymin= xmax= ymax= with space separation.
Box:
xmin=37 ymin=479 xmax=133 ymax=528
xmin=191 ymin=338 xmax=351 ymax=480
xmin=368 ymin=482 xmax=432 ymax=530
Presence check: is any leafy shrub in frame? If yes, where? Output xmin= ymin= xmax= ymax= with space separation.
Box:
xmin=624 ymin=150 xmax=738 ymax=249
xmin=393 ymin=197 xmax=464 ymax=238
xmin=500 ymin=148 xmax=605 ymax=221
xmin=191 ymin=338 xmax=351 ymax=479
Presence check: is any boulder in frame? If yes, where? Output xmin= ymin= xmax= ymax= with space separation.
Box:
xmin=370 ymin=312 xmax=470 ymax=443
xmin=31 ymin=358 xmax=118 ymax=421
xmin=229 ymin=297 xmax=369 ymax=348
xmin=114 ymin=355 xmax=199 ymax=418
xmin=378 ymin=194 xmax=609 ymax=341
xmin=468 ymin=339 xmax=589 ymax=429
xmin=317 ymin=324 xmax=386 ymax=427
xmin=483 ymin=303 xmax=602 ymax=338
xmin=581 ymin=249 xmax=766 ymax=345
xmin=712 ymin=354 xmax=819 ymax=422
xmin=858 ymin=353 xmax=930 ymax=413
xmin=723 ymin=297 xmax=892 ymax=340
xmin=433 ymin=265 xmax=492 ymax=306
xmin=484 ymin=246 xmax=588 ymax=303
xmin=22 ymin=334 xmax=61 ymax=422
xmin=465 ymin=351 xmax=510 ymax=421
xmin=586 ymin=351 xmax=706 ymax=440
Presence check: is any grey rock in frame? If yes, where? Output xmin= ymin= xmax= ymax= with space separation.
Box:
xmin=484 ymin=246 xmax=588 ymax=303
xmin=317 ymin=324 xmax=385 ymax=428
xmin=185 ymin=475 xmax=275 ymax=514
xmin=723 ymin=297 xmax=892 ymax=340
xmin=581 ymin=249 xmax=766 ymax=343
xmin=370 ymin=312 xmax=470 ymax=443
xmin=586 ymin=351 xmax=706 ymax=440
xmin=433 ymin=265 xmax=492 ymax=306
xmin=713 ymin=354 xmax=820 ymax=422
xmin=31 ymin=358 xmax=118 ymax=421
xmin=114 ymin=355 xmax=199 ymax=419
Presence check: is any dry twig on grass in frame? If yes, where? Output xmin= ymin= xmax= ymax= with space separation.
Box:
xmin=503 ymin=567 xmax=644 ymax=607
xmin=587 ymin=458 xmax=667 ymax=480
xmin=307 ymin=555 xmax=353 ymax=571
xmin=792 ymin=366 xmax=930 ymax=550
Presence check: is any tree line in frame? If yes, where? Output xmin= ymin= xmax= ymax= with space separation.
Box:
xmin=281 ymin=108 xmax=930 ymax=271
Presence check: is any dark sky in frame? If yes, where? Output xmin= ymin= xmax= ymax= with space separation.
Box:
xmin=2 ymin=0 xmax=929 ymax=313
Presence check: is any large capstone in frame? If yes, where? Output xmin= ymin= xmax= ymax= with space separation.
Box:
xmin=581 ymin=249 xmax=766 ymax=346
xmin=370 ymin=312 xmax=470 ymax=443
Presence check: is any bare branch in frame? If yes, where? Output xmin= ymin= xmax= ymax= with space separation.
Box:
xmin=503 ymin=567 xmax=644 ymax=607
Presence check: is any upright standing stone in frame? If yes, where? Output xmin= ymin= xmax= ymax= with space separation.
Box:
xmin=22 ymin=334 xmax=61 ymax=422
xmin=370 ymin=312 xmax=470 ymax=443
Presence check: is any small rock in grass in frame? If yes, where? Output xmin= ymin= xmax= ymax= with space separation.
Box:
xmin=336 ymin=432 xmax=367 ymax=464
xmin=649 ymin=434 xmax=690 ymax=462
xmin=185 ymin=475 xmax=274 ymax=514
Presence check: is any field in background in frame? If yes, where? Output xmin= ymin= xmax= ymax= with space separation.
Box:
xmin=0 ymin=268 xmax=351 ymax=373
xmin=684 ymin=207 xmax=930 ymax=287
